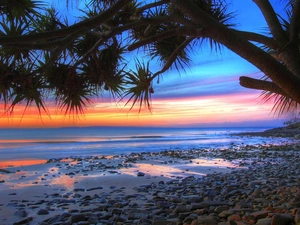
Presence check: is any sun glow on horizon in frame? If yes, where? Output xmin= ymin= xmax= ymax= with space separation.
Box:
xmin=0 ymin=91 xmax=285 ymax=128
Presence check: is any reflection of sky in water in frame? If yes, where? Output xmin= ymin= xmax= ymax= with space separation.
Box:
xmin=0 ymin=159 xmax=47 ymax=168
xmin=120 ymin=163 xmax=207 ymax=177
xmin=0 ymin=156 xmax=241 ymax=191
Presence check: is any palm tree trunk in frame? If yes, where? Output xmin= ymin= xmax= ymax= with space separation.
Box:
xmin=172 ymin=0 xmax=300 ymax=103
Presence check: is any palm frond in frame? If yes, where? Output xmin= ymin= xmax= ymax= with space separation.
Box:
xmin=31 ymin=7 xmax=68 ymax=33
xmin=122 ymin=59 xmax=154 ymax=112
xmin=260 ymin=90 xmax=300 ymax=116
xmin=192 ymin=0 xmax=236 ymax=52
xmin=151 ymin=33 xmax=192 ymax=71
xmin=78 ymin=40 xmax=125 ymax=96
xmin=0 ymin=0 xmax=45 ymax=23
xmin=8 ymin=76 xmax=48 ymax=115
xmin=0 ymin=20 xmax=32 ymax=62
xmin=49 ymin=66 xmax=92 ymax=115
xmin=130 ymin=2 xmax=167 ymax=41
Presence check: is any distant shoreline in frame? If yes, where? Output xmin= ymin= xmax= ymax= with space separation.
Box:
xmin=235 ymin=122 xmax=300 ymax=138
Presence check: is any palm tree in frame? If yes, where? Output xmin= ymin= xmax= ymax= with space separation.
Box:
xmin=0 ymin=0 xmax=299 ymax=116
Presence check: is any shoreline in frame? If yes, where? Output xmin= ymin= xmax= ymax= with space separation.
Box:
xmin=1 ymin=140 xmax=300 ymax=224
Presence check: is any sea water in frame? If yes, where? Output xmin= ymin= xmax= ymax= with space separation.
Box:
xmin=0 ymin=126 xmax=281 ymax=163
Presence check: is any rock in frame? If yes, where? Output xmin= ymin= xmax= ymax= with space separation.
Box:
xmin=69 ymin=213 xmax=86 ymax=223
xmin=190 ymin=200 xmax=230 ymax=210
xmin=86 ymin=186 xmax=103 ymax=191
xmin=235 ymin=221 xmax=253 ymax=225
xmin=137 ymin=172 xmax=146 ymax=177
xmin=214 ymin=206 xmax=230 ymax=214
xmin=152 ymin=218 xmax=178 ymax=225
xmin=226 ymin=221 xmax=237 ymax=225
xmin=295 ymin=208 xmax=300 ymax=225
xmin=13 ymin=217 xmax=33 ymax=225
xmin=156 ymin=201 xmax=170 ymax=208
xmin=251 ymin=211 xmax=271 ymax=220
xmin=271 ymin=214 xmax=294 ymax=225
xmin=13 ymin=209 xmax=28 ymax=217
xmin=173 ymin=205 xmax=187 ymax=213
xmin=37 ymin=209 xmax=49 ymax=215
xmin=191 ymin=215 xmax=218 ymax=225
xmin=227 ymin=214 xmax=241 ymax=221
xmin=138 ymin=217 xmax=152 ymax=225
xmin=219 ymin=210 xmax=235 ymax=218
xmin=128 ymin=209 xmax=149 ymax=219
xmin=73 ymin=188 xmax=85 ymax=192
xmin=256 ymin=218 xmax=272 ymax=225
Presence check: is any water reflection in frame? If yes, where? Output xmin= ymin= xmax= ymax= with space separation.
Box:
xmin=120 ymin=163 xmax=207 ymax=177
xmin=0 ymin=156 xmax=241 ymax=192
xmin=50 ymin=175 xmax=75 ymax=190
xmin=0 ymin=159 xmax=47 ymax=168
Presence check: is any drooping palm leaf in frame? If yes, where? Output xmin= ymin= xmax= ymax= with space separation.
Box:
xmin=0 ymin=20 xmax=31 ymax=62
xmin=0 ymin=0 xmax=44 ymax=23
xmin=45 ymin=64 xmax=93 ymax=115
xmin=78 ymin=40 xmax=125 ymax=96
xmin=260 ymin=90 xmax=300 ymax=116
xmin=4 ymin=68 xmax=48 ymax=116
xmin=122 ymin=59 xmax=154 ymax=112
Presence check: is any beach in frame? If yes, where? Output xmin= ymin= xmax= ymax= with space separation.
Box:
xmin=1 ymin=135 xmax=300 ymax=225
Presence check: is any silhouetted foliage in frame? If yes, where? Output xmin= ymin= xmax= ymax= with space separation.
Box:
xmin=0 ymin=0 xmax=299 ymax=116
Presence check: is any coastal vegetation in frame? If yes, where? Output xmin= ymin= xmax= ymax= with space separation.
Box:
xmin=0 ymin=0 xmax=299 ymax=115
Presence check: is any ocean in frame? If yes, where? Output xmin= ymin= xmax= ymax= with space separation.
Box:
xmin=0 ymin=126 xmax=282 ymax=165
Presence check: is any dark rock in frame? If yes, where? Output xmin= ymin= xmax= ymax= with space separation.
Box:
xmin=13 ymin=217 xmax=33 ymax=225
xmin=137 ymin=172 xmax=146 ymax=177
xmin=37 ymin=209 xmax=49 ymax=215
xmin=69 ymin=213 xmax=86 ymax=223
xmin=271 ymin=214 xmax=294 ymax=225
xmin=128 ymin=209 xmax=149 ymax=219
xmin=13 ymin=209 xmax=28 ymax=217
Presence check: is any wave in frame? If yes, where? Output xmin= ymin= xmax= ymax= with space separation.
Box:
xmin=130 ymin=135 xmax=163 ymax=139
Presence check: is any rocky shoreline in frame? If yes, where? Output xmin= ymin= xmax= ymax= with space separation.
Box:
xmin=237 ymin=123 xmax=300 ymax=138
xmin=1 ymin=139 xmax=300 ymax=225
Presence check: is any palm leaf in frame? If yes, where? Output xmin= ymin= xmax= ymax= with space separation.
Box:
xmin=260 ymin=90 xmax=299 ymax=116
xmin=49 ymin=66 xmax=93 ymax=115
xmin=0 ymin=0 xmax=44 ymax=23
xmin=122 ymin=59 xmax=154 ymax=112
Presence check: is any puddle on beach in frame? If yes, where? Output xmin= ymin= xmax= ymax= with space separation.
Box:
xmin=120 ymin=157 xmax=240 ymax=178
xmin=0 ymin=156 xmax=241 ymax=191
xmin=0 ymin=159 xmax=47 ymax=168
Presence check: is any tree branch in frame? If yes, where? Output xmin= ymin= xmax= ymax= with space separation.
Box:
xmin=128 ymin=26 xmax=204 ymax=51
xmin=72 ymin=38 xmax=106 ymax=68
xmin=252 ymin=0 xmax=287 ymax=44
xmin=135 ymin=0 xmax=170 ymax=15
xmin=290 ymin=0 xmax=300 ymax=43
xmin=0 ymin=0 xmax=131 ymax=45
xmin=239 ymin=76 xmax=288 ymax=96
xmin=172 ymin=0 xmax=300 ymax=103
xmin=128 ymin=29 xmax=177 ymax=51
xmin=236 ymin=30 xmax=279 ymax=50
xmin=37 ymin=31 xmax=83 ymax=74
xmin=5 ymin=15 xmax=187 ymax=50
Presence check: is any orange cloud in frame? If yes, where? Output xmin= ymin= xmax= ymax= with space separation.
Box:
xmin=0 ymin=91 xmax=281 ymax=128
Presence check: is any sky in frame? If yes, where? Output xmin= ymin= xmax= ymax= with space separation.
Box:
xmin=0 ymin=0 xmax=292 ymax=128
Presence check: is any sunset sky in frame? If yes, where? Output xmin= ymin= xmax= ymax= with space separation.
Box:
xmin=0 ymin=0 xmax=290 ymax=128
